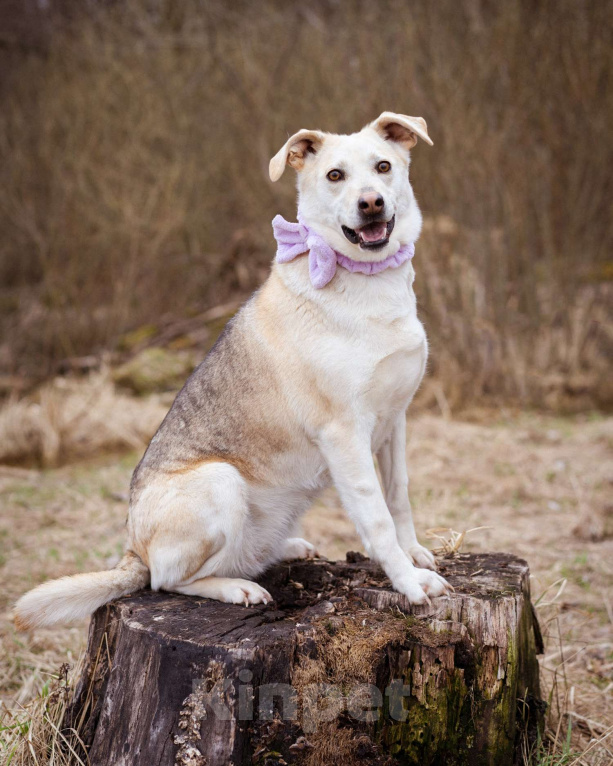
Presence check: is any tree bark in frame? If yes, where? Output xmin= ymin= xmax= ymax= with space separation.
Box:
xmin=64 ymin=552 xmax=544 ymax=766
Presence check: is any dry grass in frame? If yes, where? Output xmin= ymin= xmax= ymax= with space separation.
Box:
xmin=0 ymin=664 xmax=88 ymax=766
xmin=291 ymin=612 xmax=409 ymax=765
xmin=417 ymin=219 xmax=613 ymax=412
xmin=0 ymin=408 xmax=611 ymax=762
xmin=0 ymin=370 xmax=168 ymax=467
xmin=293 ymin=614 xmax=408 ymax=689
xmin=0 ymin=0 xmax=611 ymax=409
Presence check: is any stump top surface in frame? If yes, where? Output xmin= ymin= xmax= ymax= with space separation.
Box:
xmin=109 ymin=552 xmax=529 ymax=648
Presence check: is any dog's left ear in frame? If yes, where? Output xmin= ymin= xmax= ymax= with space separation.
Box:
xmin=371 ymin=112 xmax=433 ymax=150
xmin=269 ymin=129 xmax=326 ymax=182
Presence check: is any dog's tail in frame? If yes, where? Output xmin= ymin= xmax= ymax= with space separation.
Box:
xmin=14 ymin=551 xmax=150 ymax=631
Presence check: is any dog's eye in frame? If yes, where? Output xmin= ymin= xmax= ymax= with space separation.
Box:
xmin=377 ymin=161 xmax=391 ymax=173
xmin=327 ymin=169 xmax=344 ymax=182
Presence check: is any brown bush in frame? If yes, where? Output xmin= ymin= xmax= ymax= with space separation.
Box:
xmin=0 ymin=0 xmax=611 ymax=409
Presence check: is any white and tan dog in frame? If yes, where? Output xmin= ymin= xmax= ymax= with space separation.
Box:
xmin=15 ymin=112 xmax=451 ymax=630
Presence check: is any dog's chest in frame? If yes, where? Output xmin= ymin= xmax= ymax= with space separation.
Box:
xmin=279 ymin=263 xmax=428 ymax=418
xmin=318 ymin=302 xmax=427 ymax=415
xmin=363 ymin=312 xmax=427 ymax=413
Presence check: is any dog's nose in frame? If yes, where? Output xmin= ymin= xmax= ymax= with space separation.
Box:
xmin=358 ymin=192 xmax=385 ymax=215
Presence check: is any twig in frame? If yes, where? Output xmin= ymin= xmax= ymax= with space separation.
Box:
xmin=567 ymin=710 xmax=609 ymax=737
xmin=567 ymin=725 xmax=613 ymax=765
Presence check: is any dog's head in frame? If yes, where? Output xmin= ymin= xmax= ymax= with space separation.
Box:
xmin=270 ymin=112 xmax=432 ymax=262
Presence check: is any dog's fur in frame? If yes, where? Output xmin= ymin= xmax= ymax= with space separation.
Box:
xmin=15 ymin=112 xmax=450 ymax=630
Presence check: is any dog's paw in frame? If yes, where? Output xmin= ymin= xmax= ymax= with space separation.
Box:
xmin=282 ymin=537 xmax=319 ymax=561
xmin=221 ymin=580 xmax=272 ymax=607
xmin=407 ymin=543 xmax=437 ymax=570
xmin=414 ymin=567 xmax=452 ymax=598
xmin=393 ymin=575 xmax=431 ymax=606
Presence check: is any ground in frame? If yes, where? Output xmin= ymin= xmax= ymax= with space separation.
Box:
xmin=0 ymin=410 xmax=611 ymax=761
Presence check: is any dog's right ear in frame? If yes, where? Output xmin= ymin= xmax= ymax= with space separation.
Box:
xmin=269 ymin=129 xmax=326 ymax=182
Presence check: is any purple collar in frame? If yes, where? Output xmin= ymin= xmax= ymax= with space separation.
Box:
xmin=272 ymin=214 xmax=415 ymax=289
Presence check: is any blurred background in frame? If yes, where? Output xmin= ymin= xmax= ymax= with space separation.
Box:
xmin=1 ymin=0 xmax=612 ymax=437
xmin=0 ymin=3 xmax=612 ymax=762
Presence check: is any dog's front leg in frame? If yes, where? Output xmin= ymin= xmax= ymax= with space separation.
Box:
xmin=377 ymin=413 xmax=437 ymax=571
xmin=318 ymin=423 xmax=449 ymax=605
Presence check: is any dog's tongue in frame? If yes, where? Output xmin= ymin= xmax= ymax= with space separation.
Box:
xmin=359 ymin=222 xmax=387 ymax=242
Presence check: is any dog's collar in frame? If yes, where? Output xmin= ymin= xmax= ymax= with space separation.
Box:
xmin=272 ymin=214 xmax=415 ymax=289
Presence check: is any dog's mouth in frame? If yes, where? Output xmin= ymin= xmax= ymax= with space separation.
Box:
xmin=342 ymin=215 xmax=395 ymax=251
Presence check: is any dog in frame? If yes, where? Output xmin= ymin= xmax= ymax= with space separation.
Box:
xmin=15 ymin=111 xmax=451 ymax=630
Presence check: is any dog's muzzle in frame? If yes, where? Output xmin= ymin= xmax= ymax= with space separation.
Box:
xmin=342 ymin=215 xmax=395 ymax=251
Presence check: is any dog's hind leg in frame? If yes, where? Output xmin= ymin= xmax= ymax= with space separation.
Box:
xmin=136 ymin=462 xmax=269 ymax=605
xmin=280 ymin=538 xmax=319 ymax=561
xmin=173 ymin=577 xmax=271 ymax=606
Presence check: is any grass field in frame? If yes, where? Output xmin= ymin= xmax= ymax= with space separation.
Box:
xmin=0 ymin=407 xmax=611 ymax=762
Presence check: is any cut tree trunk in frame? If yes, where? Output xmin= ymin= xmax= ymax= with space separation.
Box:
xmin=64 ymin=552 xmax=544 ymax=766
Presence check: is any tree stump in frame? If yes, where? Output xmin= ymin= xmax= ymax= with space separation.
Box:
xmin=64 ymin=553 xmax=544 ymax=766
